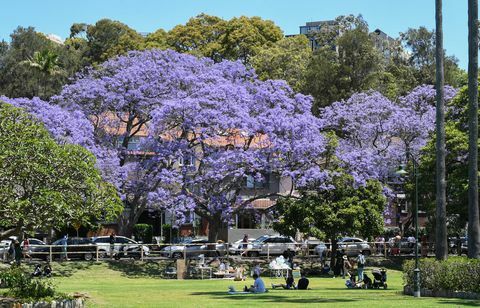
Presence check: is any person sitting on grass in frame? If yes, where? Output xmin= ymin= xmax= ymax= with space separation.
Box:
xmin=43 ymin=263 xmax=52 ymax=278
xmin=356 ymin=273 xmax=372 ymax=289
xmin=297 ymin=272 xmax=310 ymax=290
xmin=32 ymin=264 xmax=42 ymax=277
xmin=272 ymin=270 xmax=295 ymax=289
xmin=244 ymin=273 xmax=266 ymax=293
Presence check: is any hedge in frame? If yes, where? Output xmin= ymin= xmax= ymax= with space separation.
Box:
xmin=133 ymin=224 xmax=153 ymax=244
xmin=403 ymin=257 xmax=480 ymax=293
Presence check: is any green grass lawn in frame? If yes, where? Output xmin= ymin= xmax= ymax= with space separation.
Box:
xmin=49 ymin=261 xmax=479 ymax=307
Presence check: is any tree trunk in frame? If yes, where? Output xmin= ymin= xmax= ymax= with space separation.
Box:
xmin=468 ymin=0 xmax=480 ymax=259
xmin=207 ymin=216 xmax=228 ymax=243
xmin=435 ymin=0 xmax=448 ymax=260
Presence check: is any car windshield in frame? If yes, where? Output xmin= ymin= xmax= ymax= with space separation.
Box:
xmin=253 ymin=235 xmax=269 ymax=243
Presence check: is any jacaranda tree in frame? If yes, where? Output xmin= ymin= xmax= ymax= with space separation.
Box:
xmin=52 ymin=49 xmax=329 ymax=240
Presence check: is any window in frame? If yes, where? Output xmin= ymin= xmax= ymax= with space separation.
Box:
xmin=178 ymin=155 xmax=195 ymax=167
xmin=245 ymin=174 xmax=270 ymax=189
xmin=95 ymin=238 xmax=109 ymax=243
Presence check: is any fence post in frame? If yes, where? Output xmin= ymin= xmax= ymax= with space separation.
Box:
xmin=49 ymin=246 xmax=52 ymax=262
xmin=96 ymin=245 xmax=99 ymax=262
xmin=184 ymin=244 xmax=187 ymax=263
xmin=267 ymin=244 xmax=270 ymax=261
xmin=141 ymin=245 xmax=144 ymax=261
xmin=384 ymin=242 xmax=387 ymax=258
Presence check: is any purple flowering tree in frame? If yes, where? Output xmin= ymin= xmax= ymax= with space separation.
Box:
xmin=53 ymin=49 xmax=328 ymax=240
xmin=318 ymin=85 xmax=457 ymax=185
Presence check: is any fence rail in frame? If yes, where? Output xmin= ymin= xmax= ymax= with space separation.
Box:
xmin=1 ymin=240 xmax=446 ymax=263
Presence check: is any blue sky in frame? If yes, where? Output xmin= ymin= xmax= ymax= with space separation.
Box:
xmin=0 ymin=0 xmax=470 ymax=68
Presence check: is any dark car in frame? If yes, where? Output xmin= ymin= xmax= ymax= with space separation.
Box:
xmin=41 ymin=237 xmax=97 ymax=261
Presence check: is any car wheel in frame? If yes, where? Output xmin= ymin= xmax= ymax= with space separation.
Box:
xmin=84 ymin=252 xmax=93 ymax=261
xmin=172 ymin=252 xmax=183 ymax=259
xmin=362 ymin=250 xmax=371 ymax=256
xmin=384 ymin=283 xmax=388 ymax=289
xmin=98 ymin=250 xmax=107 ymax=258
xmin=248 ymin=251 xmax=259 ymax=258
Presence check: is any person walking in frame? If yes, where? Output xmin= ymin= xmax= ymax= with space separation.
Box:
xmin=13 ymin=240 xmax=22 ymax=265
xmin=109 ymin=233 xmax=116 ymax=258
xmin=240 ymin=234 xmax=249 ymax=257
xmin=356 ymin=251 xmax=366 ymax=281
xmin=61 ymin=234 xmax=69 ymax=261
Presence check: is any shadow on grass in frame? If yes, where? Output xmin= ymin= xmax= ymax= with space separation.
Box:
xmin=436 ymin=298 xmax=480 ymax=306
xmin=107 ymin=260 xmax=172 ymax=278
xmin=190 ymin=291 xmax=356 ymax=304
xmin=50 ymin=261 xmax=97 ymax=277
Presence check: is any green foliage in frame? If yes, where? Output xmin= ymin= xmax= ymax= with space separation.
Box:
xmin=133 ymin=224 xmax=153 ymax=243
xmin=251 ymin=35 xmax=311 ymax=91
xmin=273 ymin=171 xmax=386 ymax=241
xmin=0 ymin=27 xmax=78 ymax=99
xmin=0 ymin=267 xmax=56 ymax=300
xmin=304 ymin=26 xmax=383 ymax=113
xmin=403 ymin=257 xmax=480 ymax=293
xmin=0 ymin=103 xmax=122 ymax=238
xmin=415 ymin=85 xmax=478 ymax=231
xmin=161 ymin=224 xmax=178 ymax=243
xmin=400 ymin=26 xmax=464 ymax=87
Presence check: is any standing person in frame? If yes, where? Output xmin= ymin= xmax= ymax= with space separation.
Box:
xmin=13 ymin=240 xmax=22 ymax=265
xmin=61 ymin=234 xmax=69 ymax=261
xmin=356 ymin=251 xmax=366 ymax=281
xmin=240 ymin=234 xmax=249 ymax=257
xmin=334 ymin=249 xmax=344 ymax=277
xmin=342 ymin=255 xmax=351 ymax=279
xmin=297 ymin=272 xmax=310 ymax=290
xmin=22 ymin=236 xmax=31 ymax=261
xmin=109 ymin=233 xmax=116 ymax=258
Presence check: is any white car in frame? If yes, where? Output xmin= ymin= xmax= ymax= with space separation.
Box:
xmin=228 ymin=238 xmax=256 ymax=255
xmin=247 ymin=235 xmax=298 ymax=257
xmin=91 ymin=236 xmax=150 ymax=257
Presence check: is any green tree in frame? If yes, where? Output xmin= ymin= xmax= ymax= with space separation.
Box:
xmin=304 ymin=27 xmax=382 ymax=113
xmin=273 ymin=172 xmax=385 ymax=264
xmin=251 ymin=35 xmax=312 ymax=91
xmin=20 ymin=49 xmax=65 ymax=97
xmin=220 ymin=16 xmax=283 ymax=64
xmin=401 ymin=26 xmax=464 ymax=87
xmin=0 ymin=103 xmax=122 ymax=240
xmin=166 ymin=14 xmax=226 ymax=61
xmin=143 ymin=29 xmax=168 ymax=50
xmin=71 ymin=19 xmax=144 ymax=64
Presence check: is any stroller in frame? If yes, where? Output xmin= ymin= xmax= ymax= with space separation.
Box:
xmin=371 ymin=268 xmax=387 ymax=289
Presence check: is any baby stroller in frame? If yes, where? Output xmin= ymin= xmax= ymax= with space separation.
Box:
xmin=371 ymin=268 xmax=387 ymax=289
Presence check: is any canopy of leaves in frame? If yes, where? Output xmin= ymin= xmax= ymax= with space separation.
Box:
xmin=0 ymin=103 xmax=122 ymax=239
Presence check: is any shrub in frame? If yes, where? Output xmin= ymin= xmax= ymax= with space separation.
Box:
xmin=133 ymin=224 xmax=153 ymax=244
xmin=0 ymin=266 xmax=56 ymax=300
xmin=403 ymin=257 xmax=480 ymax=293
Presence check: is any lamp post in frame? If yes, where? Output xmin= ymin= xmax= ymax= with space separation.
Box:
xmin=396 ymin=152 xmax=420 ymax=298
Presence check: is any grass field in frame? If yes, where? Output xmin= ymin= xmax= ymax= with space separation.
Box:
xmin=48 ymin=261 xmax=479 ymax=307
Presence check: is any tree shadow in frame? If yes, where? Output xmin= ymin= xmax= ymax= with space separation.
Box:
xmin=190 ymin=291 xmax=356 ymax=304
xmin=48 ymin=261 xmax=96 ymax=277
xmin=107 ymin=260 xmax=171 ymax=278
xmin=436 ymin=298 xmax=480 ymax=306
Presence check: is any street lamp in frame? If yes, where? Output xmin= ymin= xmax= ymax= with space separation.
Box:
xmin=395 ymin=154 xmax=421 ymax=298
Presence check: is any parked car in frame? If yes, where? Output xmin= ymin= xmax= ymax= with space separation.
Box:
xmin=228 ymin=238 xmax=256 ymax=255
xmin=91 ymin=236 xmax=150 ymax=258
xmin=398 ymin=238 xmax=421 ymax=255
xmin=337 ymin=237 xmax=372 ymax=257
xmin=246 ymin=235 xmax=298 ymax=257
xmin=40 ymin=237 xmax=97 ymax=261
xmin=1 ymin=237 xmax=47 ymax=259
xmin=159 ymin=239 xmax=226 ymax=259
xmin=448 ymin=237 xmax=468 ymax=255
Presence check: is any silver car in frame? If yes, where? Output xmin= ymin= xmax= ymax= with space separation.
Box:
xmin=159 ymin=239 xmax=226 ymax=259
xmin=338 ymin=237 xmax=372 ymax=256
xmin=91 ymin=236 xmax=150 ymax=257
xmin=247 ymin=235 xmax=298 ymax=257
